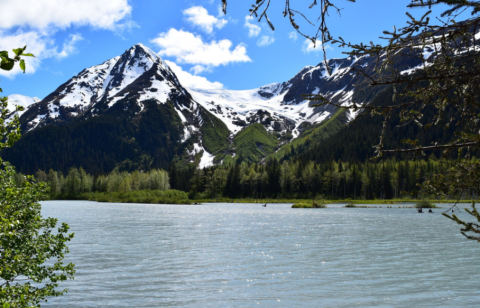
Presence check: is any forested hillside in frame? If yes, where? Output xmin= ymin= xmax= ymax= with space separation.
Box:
xmin=3 ymin=100 xmax=187 ymax=174
xmin=282 ymin=85 xmax=459 ymax=163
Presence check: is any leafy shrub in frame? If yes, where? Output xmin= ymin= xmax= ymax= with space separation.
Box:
xmin=292 ymin=202 xmax=327 ymax=208
xmin=415 ymin=200 xmax=437 ymax=208
xmin=313 ymin=199 xmax=327 ymax=208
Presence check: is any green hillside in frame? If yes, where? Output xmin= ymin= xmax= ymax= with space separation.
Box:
xmin=273 ymin=108 xmax=349 ymax=160
xmin=219 ymin=123 xmax=279 ymax=164
xmin=199 ymin=108 xmax=230 ymax=154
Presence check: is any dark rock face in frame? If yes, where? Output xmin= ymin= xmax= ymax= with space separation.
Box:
xmin=283 ymin=57 xmax=368 ymax=105
xmin=233 ymin=120 xmax=247 ymax=126
xmin=246 ymin=110 xmax=272 ymax=126
xmin=257 ymin=82 xmax=290 ymax=99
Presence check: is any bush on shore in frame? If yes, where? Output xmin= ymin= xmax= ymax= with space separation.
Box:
xmin=82 ymin=189 xmax=191 ymax=204
xmin=415 ymin=200 xmax=437 ymax=208
xmin=292 ymin=202 xmax=327 ymax=208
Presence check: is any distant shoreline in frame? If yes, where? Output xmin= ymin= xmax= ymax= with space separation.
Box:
xmin=191 ymin=198 xmax=473 ymax=204
xmin=47 ymin=193 xmax=475 ymax=205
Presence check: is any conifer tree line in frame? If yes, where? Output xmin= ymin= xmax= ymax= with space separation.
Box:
xmin=30 ymin=158 xmax=480 ymax=201
xmin=168 ymin=158 xmax=476 ymax=200
xmin=25 ymin=168 xmax=170 ymax=198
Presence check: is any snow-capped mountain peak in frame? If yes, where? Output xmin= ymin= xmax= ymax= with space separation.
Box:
xmin=19 ymin=44 xmax=193 ymax=131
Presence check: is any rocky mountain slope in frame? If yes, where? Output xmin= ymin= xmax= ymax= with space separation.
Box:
xmin=14 ymin=45 xmax=233 ymax=166
xmin=188 ymin=55 xmax=375 ymax=138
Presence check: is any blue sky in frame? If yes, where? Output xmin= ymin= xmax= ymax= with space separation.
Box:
xmin=0 ymin=0 xmax=467 ymax=98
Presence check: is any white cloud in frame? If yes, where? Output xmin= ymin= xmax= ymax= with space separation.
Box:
xmin=257 ymin=35 xmax=274 ymax=47
xmin=302 ymin=38 xmax=332 ymax=54
xmin=0 ymin=1 xmax=134 ymax=77
xmin=165 ymin=60 xmax=223 ymax=90
xmin=244 ymin=16 xmax=261 ymax=38
xmin=190 ymin=65 xmax=207 ymax=75
xmin=0 ymin=0 xmax=133 ymax=31
xmin=183 ymin=6 xmax=227 ymax=34
xmin=288 ymin=31 xmax=298 ymax=41
xmin=0 ymin=31 xmax=85 ymax=78
xmin=151 ymin=29 xmax=251 ymax=68
xmin=54 ymin=34 xmax=84 ymax=59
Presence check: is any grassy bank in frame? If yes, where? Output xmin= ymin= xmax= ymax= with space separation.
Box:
xmin=56 ymin=189 xmax=191 ymax=204
xmin=192 ymin=197 xmax=471 ymax=204
xmin=50 ymin=192 xmax=470 ymax=206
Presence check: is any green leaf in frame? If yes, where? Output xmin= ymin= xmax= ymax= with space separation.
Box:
xmin=12 ymin=48 xmax=23 ymax=56
xmin=21 ymin=53 xmax=35 ymax=57
xmin=20 ymin=59 xmax=26 ymax=73
xmin=0 ymin=60 xmax=14 ymax=71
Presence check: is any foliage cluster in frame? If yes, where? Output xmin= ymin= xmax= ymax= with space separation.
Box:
xmin=33 ymin=168 xmax=170 ymax=199
xmin=1 ymin=47 xmax=74 ymax=307
xmin=292 ymin=201 xmax=327 ymax=208
xmin=443 ymin=202 xmax=480 ymax=241
xmin=415 ymin=200 xmax=437 ymax=208
xmin=0 ymin=163 xmax=75 ymax=307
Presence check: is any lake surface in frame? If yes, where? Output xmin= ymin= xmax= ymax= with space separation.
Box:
xmin=41 ymin=201 xmax=480 ymax=307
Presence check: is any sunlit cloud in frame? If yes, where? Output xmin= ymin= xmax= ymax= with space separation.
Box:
xmin=165 ymin=60 xmax=224 ymax=90
xmin=244 ymin=16 xmax=261 ymax=38
xmin=0 ymin=0 xmax=134 ymax=77
xmin=302 ymin=38 xmax=332 ymax=54
xmin=183 ymin=6 xmax=227 ymax=34
xmin=151 ymin=29 xmax=251 ymax=69
xmin=257 ymin=35 xmax=274 ymax=47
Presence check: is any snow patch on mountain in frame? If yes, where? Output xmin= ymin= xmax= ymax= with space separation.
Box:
xmin=7 ymin=94 xmax=40 ymax=112
xmin=199 ymin=149 xmax=215 ymax=168
xmin=6 ymin=94 xmax=41 ymax=120
xmin=21 ymin=43 xmax=207 ymax=139
xmin=27 ymin=45 xmax=162 ymax=123
xmin=136 ymin=79 xmax=172 ymax=104
xmin=187 ymin=143 xmax=215 ymax=168
xmin=188 ymin=84 xmax=332 ymax=137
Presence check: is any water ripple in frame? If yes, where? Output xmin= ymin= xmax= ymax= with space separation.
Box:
xmin=41 ymin=201 xmax=480 ymax=307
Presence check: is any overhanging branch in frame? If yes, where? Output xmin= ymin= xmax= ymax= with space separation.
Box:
xmin=381 ymin=142 xmax=479 ymax=153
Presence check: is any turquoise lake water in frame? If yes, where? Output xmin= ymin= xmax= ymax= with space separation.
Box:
xmin=41 ymin=201 xmax=480 ymax=307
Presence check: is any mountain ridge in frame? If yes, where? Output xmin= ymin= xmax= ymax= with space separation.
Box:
xmin=3 ymin=42 xmax=425 ymax=174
